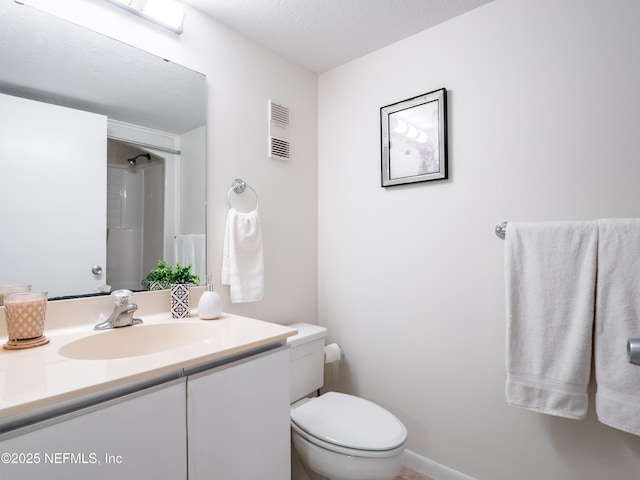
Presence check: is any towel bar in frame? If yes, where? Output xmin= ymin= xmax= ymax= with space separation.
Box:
xmin=628 ymin=338 xmax=640 ymax=366
xmin=495 ymin=221 xmax=508 ymax=239
xmin=227 ymin=178 xmax=259 ymax=210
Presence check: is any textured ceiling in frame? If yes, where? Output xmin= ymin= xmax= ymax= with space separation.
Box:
xmin=183 ymin=0 xmax=494 ymax=73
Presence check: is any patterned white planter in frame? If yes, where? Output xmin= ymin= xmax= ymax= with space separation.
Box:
xmin=170 ymin=283 xmax=190 ymax=318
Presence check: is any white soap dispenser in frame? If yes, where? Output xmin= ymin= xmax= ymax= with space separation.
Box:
xmin=198 ymin=275 xmax=222 ymax=320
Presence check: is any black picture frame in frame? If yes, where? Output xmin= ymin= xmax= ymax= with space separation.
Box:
xmin=380 ymin=88 xmax=448 ymax=187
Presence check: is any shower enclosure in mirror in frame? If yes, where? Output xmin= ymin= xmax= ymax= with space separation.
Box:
xmin=0 ymin=2 xmax=206 ymax=299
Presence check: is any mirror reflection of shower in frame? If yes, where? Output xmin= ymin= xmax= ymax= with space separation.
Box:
xmin=106 ymin=140 xmax=164 ymax=291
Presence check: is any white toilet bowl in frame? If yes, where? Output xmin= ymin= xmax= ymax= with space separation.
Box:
xmin=287 ymin=323 xmax=408 ymax=480
xmin=290 ymin=391 xmax=407 ymax=480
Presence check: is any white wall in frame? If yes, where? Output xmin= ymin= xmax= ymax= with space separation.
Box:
xmin=25 ymin=0 xmax=318 ymax=324
xmin=318 ymin=0 xmax=640 ymax=478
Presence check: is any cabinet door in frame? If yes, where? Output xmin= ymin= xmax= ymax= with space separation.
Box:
xmin=187 ymin=347 xmax=290 ymax=480
xmin=0 ymin=379 xmax=187 ymax=480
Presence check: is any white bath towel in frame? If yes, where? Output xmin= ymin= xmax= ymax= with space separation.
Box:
xmin=595 ymin=218 xmax=640 ymax=435
xmin=505 ymin=221 xmax=598 ymax=419
xmin=221 ymin=208 xmax=264 ymax=303
xmin=176 ymin=234 xmax=207 ymax=285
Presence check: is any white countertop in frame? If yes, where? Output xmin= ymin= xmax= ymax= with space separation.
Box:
xmin=0 ymin=307 xmax=296 ymax=431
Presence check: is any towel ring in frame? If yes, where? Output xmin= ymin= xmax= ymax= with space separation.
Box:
xmin=227 ymin=178 xmax=259 ymax=211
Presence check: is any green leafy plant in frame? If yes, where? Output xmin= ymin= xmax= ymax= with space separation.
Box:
xmin=145 ymin=260 xmax=200 ymax=289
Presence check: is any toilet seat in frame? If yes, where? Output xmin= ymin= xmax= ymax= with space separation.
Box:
xmin=290 ymin=392 xmax=407 ymax=458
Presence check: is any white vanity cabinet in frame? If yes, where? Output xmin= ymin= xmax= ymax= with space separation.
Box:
xmin=0 ymin=378 xmax=187 ymax=480
xmin=0 ymin=343 xmax=291 ymax=479
xmin=187 ymin=346 xmax=291 ymax=479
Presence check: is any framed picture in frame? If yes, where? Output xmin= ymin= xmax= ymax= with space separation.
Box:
xmin=380 ymin=88 xmax=447 ymax=187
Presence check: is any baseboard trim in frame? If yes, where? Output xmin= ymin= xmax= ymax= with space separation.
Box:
xmin=403 ymin=450 xmax=477 ymax=480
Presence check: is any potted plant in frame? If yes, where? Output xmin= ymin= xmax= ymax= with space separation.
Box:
xmin=145 ymin=260 xmax=200 ymax=290
xmin=145 ymin=260 xmax=200 ymax=318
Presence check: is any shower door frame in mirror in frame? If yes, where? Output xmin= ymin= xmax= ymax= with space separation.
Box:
xmin=0 ymin=1 xmax=207 ymax=299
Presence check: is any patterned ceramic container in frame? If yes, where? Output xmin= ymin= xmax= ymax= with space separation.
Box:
xmin=170 ymin=284 xmax=190 ymax=319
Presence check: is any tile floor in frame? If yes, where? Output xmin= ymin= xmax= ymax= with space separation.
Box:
xmin=292 ymin=446 xmax=432 ymax=480
xmin=396 ymin=466 xmax=433 ymax=480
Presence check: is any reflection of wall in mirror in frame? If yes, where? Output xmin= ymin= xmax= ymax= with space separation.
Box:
xmin=179 ymin=126 xmax=206 ymax=235
xmin=175 ymin=126 xmax=206 ymax=284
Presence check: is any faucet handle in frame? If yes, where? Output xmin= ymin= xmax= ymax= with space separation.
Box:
xmin=112 ymin=289 xmax=133 ymax=306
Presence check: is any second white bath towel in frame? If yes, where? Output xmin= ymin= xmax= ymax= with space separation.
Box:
xmin=595 ymin=218 xmax=640 ymax=435
xmin=505 ymin=221 xmax=598 ymax=419
xmin=221 ymin=208 xmax=264 ymax=303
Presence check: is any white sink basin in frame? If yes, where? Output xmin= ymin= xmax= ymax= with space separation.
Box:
xmin=58 ymin=322 xmax=217 ymax=360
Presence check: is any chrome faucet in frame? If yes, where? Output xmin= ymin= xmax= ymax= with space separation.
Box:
xmin=95 ymin=289 xmax=143 ymax=330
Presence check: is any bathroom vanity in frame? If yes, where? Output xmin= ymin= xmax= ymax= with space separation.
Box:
xmin=0 ymin=295 xmax=295 ymax=479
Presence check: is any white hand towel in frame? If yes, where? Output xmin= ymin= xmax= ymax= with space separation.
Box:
xmin=595 ymin=218 xmax=640 ymax=435
xmin=221 ymin=208 xmax=264 ymax=303
xmin=505 ymin=221 xmax=598 ymax=419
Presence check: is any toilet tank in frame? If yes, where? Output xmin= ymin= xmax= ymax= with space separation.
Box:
xmin=287 ymin=323 xmax=328 ymax=403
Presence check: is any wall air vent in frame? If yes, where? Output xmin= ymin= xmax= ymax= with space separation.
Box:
xmin=270 ymin=137 xmax=290 ymax=159
xmin=268 ymin=100 xmax=290 ymax=159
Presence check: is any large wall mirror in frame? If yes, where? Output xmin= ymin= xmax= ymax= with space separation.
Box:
xmin=0 ymin=2 xmax=207 ymax=299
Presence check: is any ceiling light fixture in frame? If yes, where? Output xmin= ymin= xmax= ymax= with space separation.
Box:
xmin=104 ymin=0 xmax=185 ymax=34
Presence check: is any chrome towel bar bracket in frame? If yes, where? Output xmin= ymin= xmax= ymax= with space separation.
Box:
xmin=495 ymin=221 xmax=508 ymax=239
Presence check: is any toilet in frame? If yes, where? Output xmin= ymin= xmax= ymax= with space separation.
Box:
xmin=288 ymin=323 xmax=407 ymax=480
